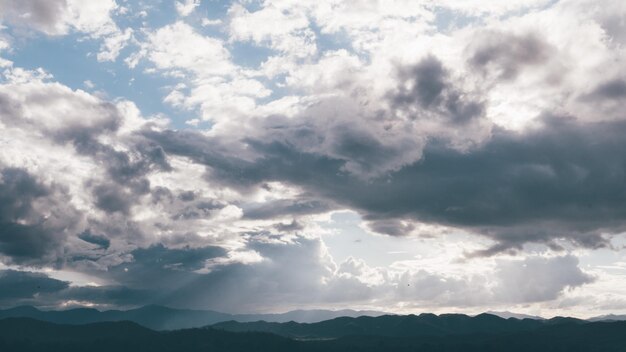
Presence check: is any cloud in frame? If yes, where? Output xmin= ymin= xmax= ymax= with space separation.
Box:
xmin=0 ymin=0 xmax=130 ymax=61
xmin=493 ymin=255 xmax=594 ymax=303
xmin=77 ymin=231 xmax=111 ymax=250
xmin=0 ymin=269 xmax=151 ymax=308
xmin=130 ymin=20 xmax=272 ymax=123
xmin=92 ymin=184 xmax=132 ymax=215
xmin=243 ymin=199 xmax=334 ymax=220
xmin=395 ymin=269 xmax=487 ymax=305
xmin=145 ymin=111 xmax=626 ymax=255
xmin=0 ymin=270 xmax=68 ymax=303
xmin=438 ymin=0 xmax=553 ymax=16
xmin=391 ymin=55 xmax=486 ymax=125
xmin=0 ymin=167 xmax=79 ymax=265
xmin=0 ymin=249 xmax=595 ymax=311
xmin=0 ymin=0 xmax=69 ymax=35
xmin=584 ymin=79 xmax=626 ymax=101
xmin=467 ymin=31 xmax=553 ymax=81
xmin=43 ymin=236 xmax=344 ymax=312
xmin=0 ymin=0 xmax=625 ymax=315
xmin=364 ymin=219 xmax=416 ymax=237
xmin=228 ymin=2 xmax=316 ymax=58
xmin=137 ymin=21 xmax=233 ymax=76
xmin=393 ymin=254 xmax=594 ymax=307
xmin=175 ymin=0 xmax=200 ymax=17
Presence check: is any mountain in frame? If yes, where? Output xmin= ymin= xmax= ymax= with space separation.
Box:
xmin=0 ymin=305 xmax=385 ymax=330
xmin=0 ymin=305 xmax=230 ymax=330
xmin=238 ymin=309 xmax=387 ymax=323
xmin=211 ymin=313 xmax=584 ymax=339
xmin=589 ymin=314 xmax=626 ymax=322
xmin=0 ymin=318 xmax=295 ymax=352
xmin=1 ymin=317 xmax=626 ymax=352
xmin=486 ymin=310 xmax=545 ymax=320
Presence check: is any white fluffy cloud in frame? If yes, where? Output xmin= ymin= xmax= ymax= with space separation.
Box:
xmin=0 ymin=0 xmax=131 ymax=61
xmin=175 ymin=0 xmax=200 ymax=17
xmin=139 ymin=21 xmax=233 ymax=76
xmin=228 ymin=2 xmax=317 ymax=58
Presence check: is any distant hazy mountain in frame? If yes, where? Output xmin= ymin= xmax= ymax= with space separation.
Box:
xmin=1 ymin=316 xmax=625 ymax=352
xmin=212 ymin=313 xmax=585 ymax=339
xmin=486 ymin=311 xmax=545 ymax=320
xmin=0 ymin=305 xmax=385 ymax=330
xmin=588 ymin=314 xmax=626 ymax=322
xmin=239 ymin=308 xmax=387 ymax=323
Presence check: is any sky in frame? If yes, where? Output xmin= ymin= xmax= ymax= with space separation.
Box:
xmin=0 ymin=0 xmax=626 ymax=318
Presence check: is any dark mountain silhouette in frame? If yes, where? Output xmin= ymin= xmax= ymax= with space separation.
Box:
xmin=211 ymin=312 xmax=586 ymax=339
xmin=1 ymin=316 xmax=626 ymax=352
xmin=0 ymin=305 xmax=384 ymax=330
xmin=0 ymin=318 xmax=295 ymax=352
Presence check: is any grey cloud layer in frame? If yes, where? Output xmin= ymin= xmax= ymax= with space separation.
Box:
xmin=0 ymin=247 xmax=592 ymax=311
xmin=392 ymin=55 xmax=485 ymax=125
xmin=147 ymin=114 xmax=626 ymax=254
xmin=0 ymin=167 xmax=80 ymax=265
xmin=468 ymin=31 xmax=553 ymax=81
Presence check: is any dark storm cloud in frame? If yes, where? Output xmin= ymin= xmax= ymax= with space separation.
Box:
xmin=0 ymin=168 xmax=73 ymax=265
xmin=99 ymin=140 xmax=172 ymax=185
xmin=92 ymin=184 xmax=132 ymax=214
xmin=170 ymin=198 xmax=224 ymax=221
xmin=394 ymin=56 xmax=448 ymax=108
xmin=0 ymin=270 xmax=151 ymax=307
xmin=0 ymin=223 xmax=58 ymax=263
xmin=0 ymin=270 xmax=69 ymax=301
xmin=331 ymin=116 xmax=626 ymax=253
xmin=583 ymin=79 xmax=626 ymax=101
xmin=350 ymin=117 xmax=626 ymax=226
xmin=0 ymin=167 xmax=49 ymax=221
xmin=243 ymin=198 xmax=334 ymax=219
xmin=130 ymin=244 xmax=226 ymax=272
xmin=391 ymin=56 xmax=485 ymax=124
xmin=78 ymin=230 xmax=111 ymax=249
xmin=0 ymin=244 xmax=228 ymax=308
xmin=365 ymin=219 xmax=415 ymax=237
xmin=81 ymin=244 xmax=229 ymax=302
xmin=75 ymin=137 xmax=170 ymax=217
xmin=178 ymin=190 xmax=196 ymax=202
xmin=468 ymin=31 xmax=552 ymax=81
xmin=145 ymin=114 xmax=626 ymax=254
xmin=274 ymin=220 xmax=304 ymax=232
xmin=143 ymin=129 xmax=347 ymax=190
xmin=73 ymin=135 xmax=171 ymax=196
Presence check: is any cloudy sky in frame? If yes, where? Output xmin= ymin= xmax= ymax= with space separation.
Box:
xmin=1 ymin=0 xmax=626 ymax=318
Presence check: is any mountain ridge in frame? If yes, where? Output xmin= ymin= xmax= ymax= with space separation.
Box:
xmin=211 ymin=312 xmax=586 ymax=339
xmin=0 ymin=305 xmax=385 ymax=330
